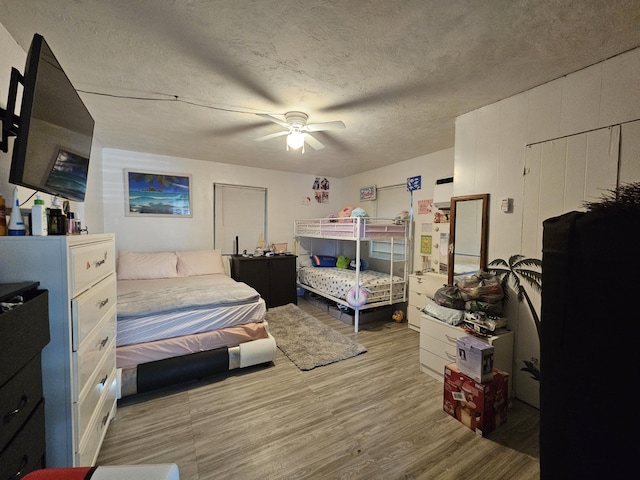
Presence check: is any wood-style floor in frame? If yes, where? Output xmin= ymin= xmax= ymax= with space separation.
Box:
xmin=98 ymin=298 xmax=540 ymax=479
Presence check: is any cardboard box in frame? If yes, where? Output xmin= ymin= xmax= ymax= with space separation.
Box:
xmin=456 ymin=335 xmax=494 ymax=382
xmin=443 ymin=363 xmax=508 ymax=436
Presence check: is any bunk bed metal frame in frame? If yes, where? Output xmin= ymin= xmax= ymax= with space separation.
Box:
xmin=294 ymin=217 xmax=410 ymax=332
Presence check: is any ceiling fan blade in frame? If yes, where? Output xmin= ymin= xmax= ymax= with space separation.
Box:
xmin=209 ymin=120 xmax=273 ymax=136
xmin=256 ymin=113 xmax=290 ymax=129
xmin=306 ymin=121 xmax=346 ymax=132
xmin=254 ymin=130 xmax=288 ymax=142
xmin=304 ymin=133 xmax=325 ymax=150
xmin=320 ymin=81 xmax=431 ymax=112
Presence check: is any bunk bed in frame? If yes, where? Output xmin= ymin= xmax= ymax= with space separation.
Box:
xmin=294 ymin=217 xmax=410 ymax=332
xmin=115 ymin=249 xmax=276 ymax=397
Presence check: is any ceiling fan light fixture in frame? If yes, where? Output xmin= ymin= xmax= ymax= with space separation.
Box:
xmin=286 ymin=130 xmax=305 ymax=152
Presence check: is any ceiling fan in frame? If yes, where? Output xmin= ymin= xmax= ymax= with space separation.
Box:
xmin=254 ymin=111 xmax=346 ymax=152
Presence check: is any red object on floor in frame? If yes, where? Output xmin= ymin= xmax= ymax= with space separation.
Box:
xmin=23 ymin=467 xmax=96 ymax=480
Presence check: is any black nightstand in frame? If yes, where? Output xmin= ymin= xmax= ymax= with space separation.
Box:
xmin=230 ymin=255 xmax=297 ymax=308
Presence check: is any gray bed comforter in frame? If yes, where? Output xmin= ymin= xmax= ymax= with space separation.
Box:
xmin=117 ymin=281 xmax=261 ymax=319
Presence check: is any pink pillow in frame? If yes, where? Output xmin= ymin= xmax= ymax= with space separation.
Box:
xmin=176 ymin=249 xmax=225 ymax=276
xmin=117 ymin=251 xmax=178 ymax=280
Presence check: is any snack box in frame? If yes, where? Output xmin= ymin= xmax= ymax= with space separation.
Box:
xmin=443 ymin=363 xmax=508 ymax=436
xmin=456 ymin=335 xmax=494 ymax=382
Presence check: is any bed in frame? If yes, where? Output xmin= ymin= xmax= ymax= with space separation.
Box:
xmin=115 ymin=249 xmax=276 ymax=397
xmin=294 ymin=217 xmax=410 ymax=332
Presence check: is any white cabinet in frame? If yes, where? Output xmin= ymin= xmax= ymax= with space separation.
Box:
xmin=0 ymin=234 xmax=116 ymax=467
xmin=430 ymin=223 xmax=450 ymax=275
xmin=420 ymin=313 xmax=514 ymax=394
xmin=407 ymin=273 xmax=447 ymax=331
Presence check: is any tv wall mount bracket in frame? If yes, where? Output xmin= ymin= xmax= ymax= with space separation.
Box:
xmin=0 ymin=67 xmax=23 ymax=153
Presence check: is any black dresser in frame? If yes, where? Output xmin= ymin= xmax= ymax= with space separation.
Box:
xmin=230 ymin=255 xmax=297 ymax=308
xmin=0 ymin=282 xmax=50 ymax=479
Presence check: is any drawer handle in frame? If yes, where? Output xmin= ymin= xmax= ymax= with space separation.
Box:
xmin=102 ymin=412 xmax=110 ymax=426
xmin=98 ymin=297 xmax=110 ymax=308
xmin=4 ymin=394 xmax=29 ymax=423
xmin=445 ymin=334 xmax=458 ymax=343
xmin=446 ymin=351 xmax=457 ymax=361
xmin=99 ymin=374 xmax=109 ymax=386
xmin=99 ymin=336 xmax=109 ymax=349
xmin=94 ymin=251 xmax=109 ymax=268
xmin=8 ymin=455 xmax=28 ymax=480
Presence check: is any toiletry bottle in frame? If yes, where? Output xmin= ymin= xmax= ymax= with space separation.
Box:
xmin=8 ymin=186 xmax=26 ymax=236
xmin=31 ymin=195 xmax=48 ymax=236
xmin=48 ymin=196 xmax=66 ymax=235
xmin=0 ymin=192 xmax=6 ymax=236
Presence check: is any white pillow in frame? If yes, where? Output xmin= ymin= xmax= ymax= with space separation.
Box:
xmin=176 ymin=249 xmax=225 ymax=276
xmin=117 ymin=251 xmax=178 ymax=280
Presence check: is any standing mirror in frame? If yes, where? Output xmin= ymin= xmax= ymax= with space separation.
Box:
xmin=447 ymin=194 xmax=489 ymax=285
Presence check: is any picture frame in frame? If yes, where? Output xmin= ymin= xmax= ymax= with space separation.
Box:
xmin=359 ymin=185 xmax=377 ymax=201
xmin=125 ymin=170 xmax=192 ymax=217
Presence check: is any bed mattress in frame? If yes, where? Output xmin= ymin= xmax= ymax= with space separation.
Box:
xmin=297 ymin=266 xmax=405 ymax=303
xmin=117 ymin=274 xmax=267 ymax=347
xmin=116 ymin=321 xmax=270 ymax=369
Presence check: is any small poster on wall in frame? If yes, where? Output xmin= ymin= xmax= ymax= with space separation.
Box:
xmin=359 ymin=185 xmax=377 ymax=201
xmin=420 ymin=235 xmax=433 ymax=255
xmin=312 ymin=177 xmax=330 ymax=203
xmin=418 ymin=199 xmax=433 ymax=215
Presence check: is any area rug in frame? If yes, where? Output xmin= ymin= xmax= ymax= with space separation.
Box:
xmin=265 ymin=303 xmax=367 ymax=370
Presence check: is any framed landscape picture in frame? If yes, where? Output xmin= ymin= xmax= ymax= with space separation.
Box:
xmin=125 ymin=170 xmax=192 ymax=217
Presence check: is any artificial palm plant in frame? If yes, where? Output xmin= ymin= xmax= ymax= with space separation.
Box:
xmin=488 ymin=254 xmax=542 ymax=380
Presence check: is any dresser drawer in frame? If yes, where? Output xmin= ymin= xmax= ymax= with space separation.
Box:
xmin=76 ymin=346 xmax=116 ymax=445
xmin=0 ymin=354 xmax=44 ymax=451
xmin=77 ymin=373 xmax=117 ymax=466
xmin=0 ymin=289 xmax=49 ymax=386
xmin=419 ymin=349 xmax=451 ymax=380
xmin=408 ymin=289 xmax=430 ymax=309
xmin=72 ymin=274 xmax=116 ymax=351
xmin=421 ymin=314 xmax=464 ymax=344
xmin=420 ymin=333 xmax=458 ymax=363
xmin=0 ymin=399 xmax=45 ymax=480
xmin=69 ymin=241 xmax=115 ymax=297
xmin=76 ymin=308 xmax=117 ymax=396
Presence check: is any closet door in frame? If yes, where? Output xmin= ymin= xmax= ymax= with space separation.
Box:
xmin=519 ymin=125 xmax=619 ymax=408
xmin=620 ymin=120 xmax=640 ymax=183
xmin=214 ymin=184 xmax=266 ymax=255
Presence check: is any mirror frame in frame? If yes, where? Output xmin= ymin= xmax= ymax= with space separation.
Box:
xmin=447 ymin=193 xmax=489 ymax=285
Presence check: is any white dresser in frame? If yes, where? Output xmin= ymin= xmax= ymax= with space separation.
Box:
xmin=0 ymin=234 xmax=117 ymax=467
xmin=420 ymin=313 xmax=514 ymax=392
xmin=407 ymin=272 xmax=447 ymax=331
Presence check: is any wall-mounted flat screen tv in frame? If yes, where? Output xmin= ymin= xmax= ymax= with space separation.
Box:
xmin=9 ymin=33 xmax=94 ymax=202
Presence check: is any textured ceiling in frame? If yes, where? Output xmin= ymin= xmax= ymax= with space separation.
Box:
xmin=1 ymin=0 xmax=639 ymax=177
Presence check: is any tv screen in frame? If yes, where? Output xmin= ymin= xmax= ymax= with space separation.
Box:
xmin=9 ymin=34 xmax=94 ymax=202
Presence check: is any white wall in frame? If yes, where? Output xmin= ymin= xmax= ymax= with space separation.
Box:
xmin=343 ymin=148 xmax=455 ymax=272
xmin=0 ymin=23 xmax=105 ymax=230
xmin=102 ymin=149 xmax=344 ymax=254
xmin=454 ymin=46 xmax=640 ymax=407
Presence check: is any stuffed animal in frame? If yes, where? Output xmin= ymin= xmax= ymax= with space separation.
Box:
xmin=350 ymin=207 xmax=368 ymax=218
xmin=338 ymin=206 xmax=354 ymax=222
xmin=346 ymin=286 xmax=369 ymax=307
xmin=393 ymin=210 xmax=410 ymax=224
xmin=392 ymin=310 xmax=405 ymax=322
